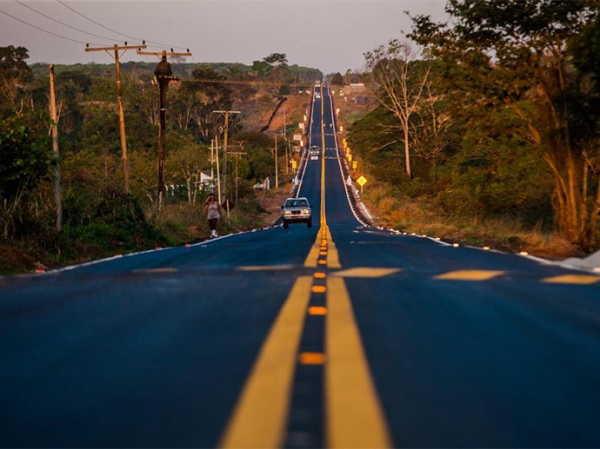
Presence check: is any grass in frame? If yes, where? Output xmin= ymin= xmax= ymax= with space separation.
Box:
xmin=150 ymin=195 xmax=274 ymax=244
xmin=360 ymin=183 xmax=580 ymax=259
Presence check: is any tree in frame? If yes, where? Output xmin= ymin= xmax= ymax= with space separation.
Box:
xmin=167 ymin=135 xmax=209 ymax=205
xmin=330 ymin=72 xmax=345 ymax=86
xmin=231 ymin=131 xmax=274 ymax=182
xmin=263 ymin=53 xmax=288 ymax=68
xmin=0 ymin=46 xmax=32 ymax=116
xmin=364 ymin=39 xmax=433 ymax=179
xmin=410 ymin=81 xmax=452 ymax=181
xmin=0 ymin=120 xmax=55 ymax=238
xmin=409 ymin=0 xmax=600 ymax=250
xmin=0 ymin=121 xmax=54 ymax=200
xmin=251 ymin=60 xmax=270 ymax=77
xmin=176 ymin=65 xmax=233 ymax=141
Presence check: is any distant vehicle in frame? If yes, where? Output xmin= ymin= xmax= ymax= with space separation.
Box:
xmin=309 ymin=146 xmax=320 ymax=161
xmin=281 ymin=197 xmax=313 ymax=229
xmin=315 ymin=92 xmax=321 ymax=99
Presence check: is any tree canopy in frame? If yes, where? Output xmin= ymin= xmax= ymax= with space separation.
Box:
xmin=404 ymin=0 xmax=600 ymax=250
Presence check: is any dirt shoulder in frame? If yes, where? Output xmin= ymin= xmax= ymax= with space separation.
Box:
xmin=256 ymin=186 xmax=295 ymax=227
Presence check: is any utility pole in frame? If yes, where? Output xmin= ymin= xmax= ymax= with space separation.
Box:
xmin=282 ymin=107 xmax=289 ymax=175
xmin=212 ymin=110 xmax=241 ymax=205
xmin=274 ymin=133 xmax=279 ymax=188
xmin=215 ymin=135 xmax=221 ymax=203
xmin=137 ymin=49 xmax=191 ymax=210
xmin=229 ymin=149 xmax=247 ymax=203
xmin=85 ymin=43 xmax=147 ymax=193
xmin=210 ymin=139 xmax=214 ymax=179
xmin=49 ymin=65 xmax=62 ymax=232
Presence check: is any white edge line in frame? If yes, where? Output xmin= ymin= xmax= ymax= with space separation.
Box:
xmin=50 ymin=228 xmax=275 ymax=273
xmin=425 ymin=236 xmax=452 ymax=247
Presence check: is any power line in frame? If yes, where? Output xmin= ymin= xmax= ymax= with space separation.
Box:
xmin=14 ymin=0 xmax=118 ymax=43
xmin=55 ymin=0 xmax=190 ymax=51
xmin=56 ymin=0 xmax=142 ymax=43
xmin=0 ymin=8 xmax=104 ymax=46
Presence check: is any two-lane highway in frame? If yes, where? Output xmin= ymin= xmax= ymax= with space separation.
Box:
xmin=1 ymin=85 xmax=600 ymax=448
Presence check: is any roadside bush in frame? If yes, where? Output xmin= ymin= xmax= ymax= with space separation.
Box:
xmin=436 ymin=187 xmax=482 ymax=218
xmin=58 ymin=189 xmax=167 ymax=261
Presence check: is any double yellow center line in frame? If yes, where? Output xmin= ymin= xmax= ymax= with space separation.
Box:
xmin=220 ymin=87 xmax=391 ymax=448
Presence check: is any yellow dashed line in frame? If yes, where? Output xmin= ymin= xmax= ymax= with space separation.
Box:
xmin=434 ymin=270 xmax=505 ymax=281
xmin=223 ymin=88 xmax=393 ymax=449
xmin=308 ymin=306 xmax=327 ymax=315
xmin=542 ymin=274 xmax=600 ymax=284
xmin=333 ymin=268 xmax=400 ymax=278
xmin=299 ymin=352 xmax=327 ymax=365
xmin=219 ymin=276 xmax=313 ymax=449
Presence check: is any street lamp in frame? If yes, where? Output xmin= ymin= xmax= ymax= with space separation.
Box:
xmin=154 ymin=52 xmax=179 ymax=210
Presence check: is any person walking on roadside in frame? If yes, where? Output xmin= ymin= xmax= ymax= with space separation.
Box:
xmin=203 ymin=194 xmax=222 ymax=238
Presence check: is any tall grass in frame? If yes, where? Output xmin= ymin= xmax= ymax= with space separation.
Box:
xmin=149 ymin=196 xmax=269 ymax=243
xmin=362 ymin=181 xmax=579 ymax=257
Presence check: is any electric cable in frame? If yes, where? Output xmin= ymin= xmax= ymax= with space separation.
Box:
xmin=55 ymin=0 xmax=190 ymax=51
xmin=15 ymin=0 xmax=119 ymax=43
xmin=0 ymin=8 xmax=104 ymax=46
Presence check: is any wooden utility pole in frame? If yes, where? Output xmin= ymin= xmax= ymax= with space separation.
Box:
xmin=214 ymin=135 xmax=222 ymax=203
xmin=274 ymin=134 xmax=279 ymax=188
xmin=210 ymin=139 xmax=215 ymax=179
xmin=212 ymin=110 xmax=241 ymax=205
xmin=229 ymin=147 xmax=247 ymax=203
xmin=137 ymin=50 xmax=191 ymax=210
xmin=282 ymin=107 xmax=290 ymax=175
xmin=85 ymin=43 xmax=147 ymax=193
xmin=49 ymin=65 xmax=62 ymax=232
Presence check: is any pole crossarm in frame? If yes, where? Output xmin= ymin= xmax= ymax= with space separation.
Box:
xmin=85 ymin=44 xmax=147 ymax=52
xmin=86 ymin=43 xmax=147 ymax=59
xmin=137 ymin=50 xmax=192 ymax=58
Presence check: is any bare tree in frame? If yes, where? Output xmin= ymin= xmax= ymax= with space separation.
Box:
xmin=364 ymin=39 xmax=432 ymax=179
xmin=410 ymin=83 xmax=452 ymax=181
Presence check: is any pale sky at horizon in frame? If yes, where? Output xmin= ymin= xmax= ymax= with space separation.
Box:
xmin=1 ymin=0 xmax=449 ymax=74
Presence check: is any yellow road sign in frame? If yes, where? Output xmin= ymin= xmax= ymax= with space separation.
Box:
xmin=357 ymin=176 xmax=367 ymax=187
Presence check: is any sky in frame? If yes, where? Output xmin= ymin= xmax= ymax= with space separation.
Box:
xmin=0 ymin=0 xmax=449 ymax=74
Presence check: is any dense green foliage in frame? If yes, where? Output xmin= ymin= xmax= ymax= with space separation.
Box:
xmin=330 ymin=73 xmax=345 ymax=86
xmin=350 ymin=0 xmax=600 ymax=251
xmin=0 ymin=121 xmax=55 ymax=200
xmin=0 ymin=48 xmax=320 ymax=272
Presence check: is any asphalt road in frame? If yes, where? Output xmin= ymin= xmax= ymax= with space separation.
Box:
xmin=1 ymin=86 xmax=599 ymax=448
